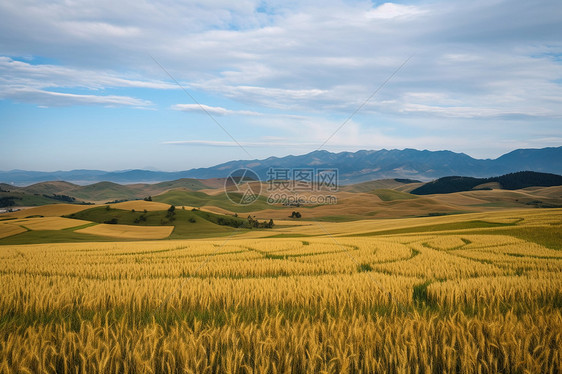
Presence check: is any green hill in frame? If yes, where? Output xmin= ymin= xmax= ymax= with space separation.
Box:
xmin=153 ymin=189 xmax=273 ymax=212
xmin=4 ymin=178 xmax=214 ymax=205
xmin=65 ymin=206 xmax=250 ymax=239
xmin=0 ymin=191 xmax=90 ymax=208
xmin=19 ymin=181 xmax=79 ymax=195
xmin=412 ymin=171 xmax=562 ymax=195
xmin=69 ymin=182 xmax=140 ymax=201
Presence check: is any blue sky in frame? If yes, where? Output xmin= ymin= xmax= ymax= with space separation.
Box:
xmin=1 ymin=0 xmax=561 ymax=171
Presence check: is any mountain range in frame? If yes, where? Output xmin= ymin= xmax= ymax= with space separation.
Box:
xmin=2 ymin=146 xmax=561 ymax=186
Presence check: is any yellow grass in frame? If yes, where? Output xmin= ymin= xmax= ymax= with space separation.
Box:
xmin=109 ymin=200 xmax=174 ymax=211
xmin=0 ymin=203 xmax=92 ymax=218
xmin=0 ymin=224 xmax=26 ymax=239
xmin=8 ymin=216 xmax=91 ymax=231
xmin=76 ymin=223 xmax=174 ymax=239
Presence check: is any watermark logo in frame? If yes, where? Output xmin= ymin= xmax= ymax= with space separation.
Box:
xmin=225 ymin=167 xmax=339 ymax=206
xmin=224 ymin=168 xmax=262 ymax=205
xmin=266 ymin=167 xmax=338 ymax=206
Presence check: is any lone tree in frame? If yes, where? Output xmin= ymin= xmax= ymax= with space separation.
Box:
xmin=290 ymin=211 xmax=301 ymax=219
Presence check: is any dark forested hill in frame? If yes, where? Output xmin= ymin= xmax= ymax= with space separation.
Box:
xmin=411 ymin=171 xmax=562 ymax=195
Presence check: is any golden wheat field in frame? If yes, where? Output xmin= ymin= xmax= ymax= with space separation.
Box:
xmin=0 ymin=204 xmax=93 ymax=219
xmin=0 ymin=209 xmax=561 ymax=373
xmin=76 ymin=223 xmax=174 ymax=240
xmin=7 ymin=217 xmax=91 ymax=231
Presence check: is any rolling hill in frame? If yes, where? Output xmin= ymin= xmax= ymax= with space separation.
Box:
xmin=0 ymin=178 xmax=216 ymax=206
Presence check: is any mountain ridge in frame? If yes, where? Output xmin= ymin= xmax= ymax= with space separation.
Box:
xmin=1 ymin=146 xmax=560 ymax=185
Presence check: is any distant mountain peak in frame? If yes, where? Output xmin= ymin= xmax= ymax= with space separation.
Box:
xmin=1 ymin=147 xmax=560 ymax=185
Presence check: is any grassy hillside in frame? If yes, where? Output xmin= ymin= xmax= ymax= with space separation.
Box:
xmin=0 ymin=191 xmax=81 ymax=207
xmin=153 ymin=189 xmax=274 ymax=212
xmin=148 ymin=178 xmax=210 ymax=192
xmin=0 ymin=204 xmax=93 ymax=218
xmin=0 ymin=204 xmax=260 ymax=244
xmin=343 ymin=178 xmax=420 ymax=193
xmin=17 ymin=181 xmax=79 ymax=195
xmin=0 ymin=183 xmax=16 ymax=192
xmin=65 ymin=205 xmax=251 ymax=239
xmin=2 ymin=178 xmax=211 ymax=204
xmin=369 ymin=189 xmax=419 ymax=201
xmin=68 ymin=182 xmax=140 ymax=201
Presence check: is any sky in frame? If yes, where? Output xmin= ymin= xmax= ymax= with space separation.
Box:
xmin=0 ymin=0 xmax=561 ymax=171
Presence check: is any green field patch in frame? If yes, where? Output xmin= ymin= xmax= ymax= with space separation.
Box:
xmin=357 ymin=263 xmax=373 ymax=272
xmin=412 ymin=281 xmax=432 ymax=305
xmin=62 ymin=222 xmax=99 ymax=231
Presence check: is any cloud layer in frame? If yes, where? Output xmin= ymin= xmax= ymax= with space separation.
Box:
xmin=1 ymin=0 xmax=561 ymax=166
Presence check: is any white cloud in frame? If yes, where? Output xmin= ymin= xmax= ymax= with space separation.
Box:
xmin=59 ymin=21 xmax=142 ymax=39
xmin=163 ymin=139 xmax=316 ymax=147
xmin=1 ymin=87 xmax=152 ymax=107
xmin=0 ymin=0 xmax=561 ymax=156
xmin=0 ymin=57 xmax=176 ymax=107
xmin=171 ymin=103 xmax=262 ymax=116
xmin=0 ymin=57 xmax=176 ymax=90
xmin=400 ymin=103 xmax=558 ymax=119
xmin=366 ymin=3 xmax=426 ymax=20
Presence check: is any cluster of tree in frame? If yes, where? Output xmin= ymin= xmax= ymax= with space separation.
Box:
xmin=144 ymin=196 xmax=152 ymax=201
xmin=166 ymin=205 xmax=176 ymax=222
xmin=215 ymin=216 xmax=244 ymax=227
xmin=39 ymin=194 xmax=93 ymax=205
xmin=104 ymin=218 xmax=118 ymax=224
xmin=45 ymin=194 xmax=76 ymax=203
xmin=495 ymin=171 xmax=562 ymax=190
xmin=133 ymin=214 xmax=147 ymax=224
xmin=247 ymin=215 xmax=274 ymax=228
xmin=0 ymin=196 xmax=19 ymax=208
xmin=394 ymin=178 xmax=421 ymax=184
xmin=290 ymin=211 xmax=302 ymax=218
xmin=105 ymin=199 xmax=129 ymax=204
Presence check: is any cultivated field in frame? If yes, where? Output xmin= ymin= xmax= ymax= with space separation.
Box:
xmin=0 ymin=224 xmax=26 ymax=239
xmin=0 ymin=204 xmax=93 ymax=219
xmin=76 ymin=223 xmax=174 ymax=240
xmin=0 ymin=209 xmax=560 ymax=373
xmin=108 ymin=201 xmax=176 ymax=212
xmin=7 ymin=217 xmax=91 ymax=231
